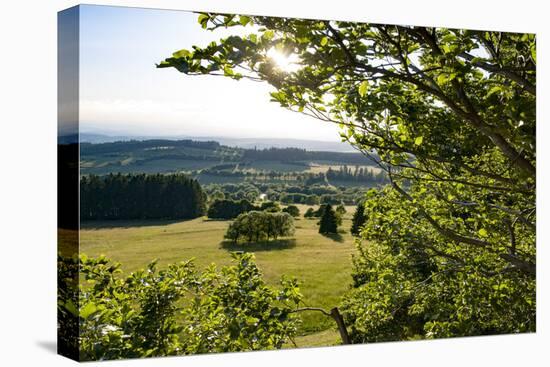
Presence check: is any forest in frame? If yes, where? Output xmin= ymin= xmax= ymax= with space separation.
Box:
xmin=80 ymin=173 xmax=206 ymax=220
xmin=59 ymin=10 xmax=536 ymax=362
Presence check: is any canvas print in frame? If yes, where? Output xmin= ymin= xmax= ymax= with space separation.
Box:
xmin=58 ymin=4 xmax=536 ymax=361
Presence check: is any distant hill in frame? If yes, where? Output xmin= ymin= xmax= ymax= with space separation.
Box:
xmin=79 ymin=138 xmax=377 ymax=175
xmin=79 ymin=133 xmax=355 ymax=153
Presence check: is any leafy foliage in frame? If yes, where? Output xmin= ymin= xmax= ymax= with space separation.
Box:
xmin=225 ymin=211 xmax=295 ymax=242
xmin=159 ymin=14 xmax=536 ymax=341
xmin=282 ymin=205 xmax=300 ymax=217
xmin=57 ymin=253 xmax=79 ymax=359
xmin=259 ymin=200 xmax=282 ymax=212
xmin=58 ymin=253 xmax=302 ymax=361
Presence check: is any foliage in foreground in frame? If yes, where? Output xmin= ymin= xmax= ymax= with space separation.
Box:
xmin=159 ymin=14 xmax=536 ymax=342
xmin=341 ymin=189 xmax=535 ymax=341
xmin=57 ymin=253 xmax=302 ymax=361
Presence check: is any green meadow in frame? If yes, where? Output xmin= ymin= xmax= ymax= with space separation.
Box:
xmin=79 ymin=205 xmax=358 ymax=346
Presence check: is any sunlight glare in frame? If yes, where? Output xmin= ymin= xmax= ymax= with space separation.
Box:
xmin=266 ymin=47 xmax=302 ymax=73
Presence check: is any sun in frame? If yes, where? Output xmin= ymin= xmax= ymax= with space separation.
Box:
xmin=266 ymin=47 xmax=301 ymax=73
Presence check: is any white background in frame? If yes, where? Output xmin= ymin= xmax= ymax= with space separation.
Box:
xmin=0 ymin=0 xmax=548 ymax=365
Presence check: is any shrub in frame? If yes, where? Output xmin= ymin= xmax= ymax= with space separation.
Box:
xmin=282 ymin=205 xmax=300 ymax=217
xmin=58 ymin=253 xmax=302 ymax=361
xmin=259 ymin=201 xmax=281 ymax=212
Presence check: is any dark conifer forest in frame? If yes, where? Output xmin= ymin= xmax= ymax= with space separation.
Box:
xmin=80 ymin=173 xmax=206 ymax=220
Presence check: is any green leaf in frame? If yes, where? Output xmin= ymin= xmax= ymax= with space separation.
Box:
xmin=358 ymin=81 xmax=369 ymax=97
xmin=487 ymin=86 xmax=502 ymax=98
xmin=239 ymin=15 xmax=251 ymax=26
xmin=172 ymin=49 xmax=191 ymax=58
xmin=320 ymin=36 xmax=328 ymax=46
xmin=478 ymin=228 xmax=488 ymax=238
xmin=80 ymin=302 xmax=98 ymax=319
xmin=223 ymin=65 xmax=235 ymax=76
xmin=414 ymin=136 xmax=423 ymax=146
xmin=437 ymin=74 xmax=448 ymax=85
xmin=197 ymin=14 xmax=209 ymax=29
xmin=263 ymin=30 xmax=275 ymax=41
xmin=531 ymin=43 xmax=537 ymax=63
xmin=64 ymin=300 xmax=78 ymax=316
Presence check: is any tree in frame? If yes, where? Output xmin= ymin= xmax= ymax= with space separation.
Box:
xmin=318 ymin=204 xmax=338 ymax=234
xmin=259 ymin=201 xmax=281 ymax=212
xmin=159 ymin=15 xmax=535 ymax=340
xmin=207 ymin=199 xmax=255 ymax=219
xmin=335 ymin=203 xmax=347 ymax=225
xmin=304 ymin=194 xmax=320 ymax=205
xmin=210 ymin=190 xmax=225 ymax=202
xmin=80 ymin=173 xmax=206 ymax=220
xmin=336 ymin=204 xmax=347 ymax=215
xmin=304 ymin=207 xmax=316 ymax=218
xmin=350 ymin=202 xmax=367 ymax=236
xmin=225 ymin=211 xmax=295 ymax=243
xmin=282 ymin=205 xmax=300 ymax=217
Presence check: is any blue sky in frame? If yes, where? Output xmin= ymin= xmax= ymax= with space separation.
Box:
xmin=78 ymin=5 xmax=342 ymax=141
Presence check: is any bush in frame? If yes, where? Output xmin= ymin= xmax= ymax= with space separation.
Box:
xmin=280 ymin=193 xmax=308 ymax=204
xmin=58 ymin=253 xmax=302 ymax=361
xmin=304 ymin=195 xmax=320 ymax=205
xmin=259 ymin=201 xmax=281 ymax=212
xmin=336 ymin=204 xmax=347 ymax=215
xmin=282 ymin=205 xmax=300 ymax=217
xmin=304 ymin=208 xmax=316 ymax=218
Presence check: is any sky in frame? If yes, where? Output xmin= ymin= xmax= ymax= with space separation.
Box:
xmin=77 ymin=5 xmax=342 ymax=142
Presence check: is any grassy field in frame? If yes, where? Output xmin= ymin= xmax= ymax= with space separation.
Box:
xmin=79 ymin=205 xmax=359 ymax=346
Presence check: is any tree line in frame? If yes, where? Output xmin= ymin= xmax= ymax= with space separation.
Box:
xmin=326 ymin=166 xmax=387 ymax=183
xmin=242 ymin=146 xmax=378 ymax=165
xmin=80 ymin=173 xmax=206 ymax=220
xmin=81 ymin=139 xmax=221 ymax=155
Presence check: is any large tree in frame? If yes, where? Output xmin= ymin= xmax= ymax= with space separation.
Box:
xmin=159 ymin=14 xmax=535 ymax=339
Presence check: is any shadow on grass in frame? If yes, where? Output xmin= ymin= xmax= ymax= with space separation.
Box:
xmin=320 ymin=232 xmax=345 ymax=243
xmin=220 ymin=238 xmax=297 ymax=252
xmin=80 ymin=218 xmax=189 ymax=229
